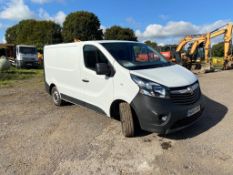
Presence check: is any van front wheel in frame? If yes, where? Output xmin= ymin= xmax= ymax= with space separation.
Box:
xmin=51 ymin=86 xmax=64 ymax=106
xmin=119 ymin=102 xmax=135 ymax=137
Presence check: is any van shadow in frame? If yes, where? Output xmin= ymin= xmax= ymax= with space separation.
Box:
xmin=62 ymin=101 xmax=75 ymax=106
xmin=62 ymin=95 xmax=227 ymax=139
xmin=162 ymin=95 xmax=228 ymax=140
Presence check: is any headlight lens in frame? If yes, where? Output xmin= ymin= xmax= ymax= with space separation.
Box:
xmin=131 ymin=74 xmax=168 ymax=98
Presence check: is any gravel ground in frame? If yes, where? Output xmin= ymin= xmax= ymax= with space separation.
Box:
xmin=0 ymin=70 xmax=233 ymax=175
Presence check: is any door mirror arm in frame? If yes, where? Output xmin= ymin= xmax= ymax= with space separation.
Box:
xmin=96 ymin=63 xmax=111 ymax=76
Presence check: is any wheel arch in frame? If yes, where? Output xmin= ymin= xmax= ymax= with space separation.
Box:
xmin=109 ymin=99 xmax=140 ymax=126
xmin=110 ymin=99 xmax=125 ymax=121
xmin=49 ymin=83 xmax=56 ymax=95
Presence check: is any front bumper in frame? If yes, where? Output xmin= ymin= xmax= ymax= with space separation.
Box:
xmin=131 ymin=93 xmax=205 ymax=134
xmin=16 ymin=60 xmax=39 ymax=68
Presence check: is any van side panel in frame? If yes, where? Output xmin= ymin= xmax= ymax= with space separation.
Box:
xmin=44 ymin=42 xmax=139 ymax=117
xmin=44 ymin=45 xmax=83 ymax=99
xmin=113 ymin=63 xmax=140 ymax=104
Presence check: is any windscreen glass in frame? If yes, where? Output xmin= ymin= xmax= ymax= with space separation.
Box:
xmin=101 ymin=42 xmax=171 ymax=70
xmin=19 ymin=47 xmax=37 ymax=54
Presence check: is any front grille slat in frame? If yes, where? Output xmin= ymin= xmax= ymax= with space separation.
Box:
xmin=171 ymin=93 xmax=199 ymax=99
xmin=169 ymin=82 xmax=201 ymax=105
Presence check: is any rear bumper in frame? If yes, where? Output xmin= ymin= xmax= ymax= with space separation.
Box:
xmin=131 ymin=93 xmax=205 ymax=134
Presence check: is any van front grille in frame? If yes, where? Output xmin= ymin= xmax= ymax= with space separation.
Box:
xmin=23 ymin=57 xmax=35 ymax=61
xmin=169 ymin=82 xmax=201 ymax=105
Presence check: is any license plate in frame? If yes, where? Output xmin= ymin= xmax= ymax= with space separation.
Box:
xmin=187 ymin=105 xmax=200 ymax=117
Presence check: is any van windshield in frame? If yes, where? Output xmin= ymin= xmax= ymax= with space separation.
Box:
xmin=101 ymin=42 xmax=171 ymax=70
xmin=19 ymin=47 xmax=37 ymax=54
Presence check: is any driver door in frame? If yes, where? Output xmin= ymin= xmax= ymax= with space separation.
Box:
xmin=80 ymin=45 xmax=114 ymax=114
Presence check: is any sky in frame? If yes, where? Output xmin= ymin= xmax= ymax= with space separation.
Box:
xmin=0 ymin=0 xmax=233 ymax=45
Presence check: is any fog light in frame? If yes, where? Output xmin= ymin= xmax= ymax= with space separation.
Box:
xmin=161 ymin=115 xmax=168 ymax=122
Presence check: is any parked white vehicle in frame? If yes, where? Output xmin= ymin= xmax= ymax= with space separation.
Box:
xmin=44 ymin=41 xmax=205 ymax=137
xmin=13 ymin=45 xmax=38 ymax=68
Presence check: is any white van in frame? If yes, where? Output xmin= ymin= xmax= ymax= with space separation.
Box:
xmin=44 ymin=41 xmax=205 ymax=137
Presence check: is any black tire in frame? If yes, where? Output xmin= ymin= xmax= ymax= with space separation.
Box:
xmin=51 ymin=86 xmax=64 ymax=106
xmin=119 ymin=102 xmax=135 ymax=137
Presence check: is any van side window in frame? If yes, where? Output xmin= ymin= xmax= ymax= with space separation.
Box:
xmin=83 ymin=45 xmax=108 ymax=70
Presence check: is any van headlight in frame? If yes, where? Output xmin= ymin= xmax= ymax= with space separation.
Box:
xmin=131 ymin=74 xmax=169 ymax=98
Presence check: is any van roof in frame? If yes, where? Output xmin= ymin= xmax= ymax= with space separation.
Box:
xmin=92 ymin=40 xmax=139 ymax=44
xmin=44 ymin=40 xmax=140 ymax=48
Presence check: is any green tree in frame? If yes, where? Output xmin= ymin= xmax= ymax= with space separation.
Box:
xmin=104 ymin=26 xmax=137 ymax=41
xmin=144 ymin=40 xmax=158 ymax=49
xmin=212 ymin=42 xmax=224 ymax=57
xmin=62 ymin=11 xmax=103 ymax=42
xmin=5 ymin=25 xmax=18 ymax=44
xmin=5 ymin=20 xmax=62 ymax=49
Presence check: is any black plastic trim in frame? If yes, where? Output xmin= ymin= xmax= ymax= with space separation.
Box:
xmin=43 ymin=61 xmax=50 ymax=94
xmin=130 ymin=92 xmax=205 ymax=134
xmin=45 ymin=82 xmax=49 ymax=94
xmin=60 ymin=93 xmax=106 ymax=115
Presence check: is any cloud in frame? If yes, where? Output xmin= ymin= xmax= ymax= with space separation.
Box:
xmin=136 ymin=21 xmax=199 ymax=40
xmin=125 ymin=17 xmax=141 ymax=28
xmin=0 ymin=23 xmax=8 ymax=30
xmin=38 ymin=8 xmax=66 ymax=25
xmin=0 ymin=0 xmax=34 ymax=20
xmin=158 ymin=14 xmax=169 ymax=20
xmin=2 ymin=36 xmax=6 ymax=43
xmin=136 ymin=20 xmax=230 ymax=44
xmin=53 ymin=11 xmax=66 ymax=25
xmin=31 ymin=0 xmax=50 ymax=4
xmin=100 ymin=25 xmax=107 ymax=33
xmin=199 ymin=20 xmax=229 ymax=33
xmin=31 ymin=0 xmax=65 ymax=4
xmin=38 ymin=8 xmax=50 ymax=19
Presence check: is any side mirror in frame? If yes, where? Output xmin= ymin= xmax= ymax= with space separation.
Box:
xmin=96 ymin=63 xmax=110 ymax=75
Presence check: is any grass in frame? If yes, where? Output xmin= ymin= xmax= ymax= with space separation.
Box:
xmin=0 ymin=67 xmax=43 ymax=87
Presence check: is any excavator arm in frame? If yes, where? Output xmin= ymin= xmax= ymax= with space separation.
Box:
xmin=204 ymin=33 xmax=211 ymax=63
xmin=189 ymin=35 xmax=206 ymax=55
xmin=176 ymin=36 xmax=193 ymax=52
xmin=223 ymin=24 xmax=233 ymax=60
xmin=205 ymin=23 xmax=233 ymax=62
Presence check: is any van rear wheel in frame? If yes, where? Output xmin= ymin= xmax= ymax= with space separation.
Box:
xmin=51 ymin=86 xmax=64 ymax=106
xmin=119 ymin=102 xmax=135 ymax=137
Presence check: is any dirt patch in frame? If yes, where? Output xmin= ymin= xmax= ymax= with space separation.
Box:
xmin=1 ymin=70 xmax=233 ymax=175
xmin=160 ymin=141 xmax=172 ymax=150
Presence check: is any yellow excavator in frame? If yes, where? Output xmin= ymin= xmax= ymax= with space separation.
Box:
xmin=176 ymin=34 xmax=204 ymax=69
xmin=160 ymin=34 xmax=201 ymax=66
xmin=188 ymin=23 xmax=233 ymax=70
xmin=187 ymin=34 xmax=208 ymax=70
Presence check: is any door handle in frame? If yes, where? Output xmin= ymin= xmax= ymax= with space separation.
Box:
xmin=82 ymin=79 xmax=89 ymax=83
